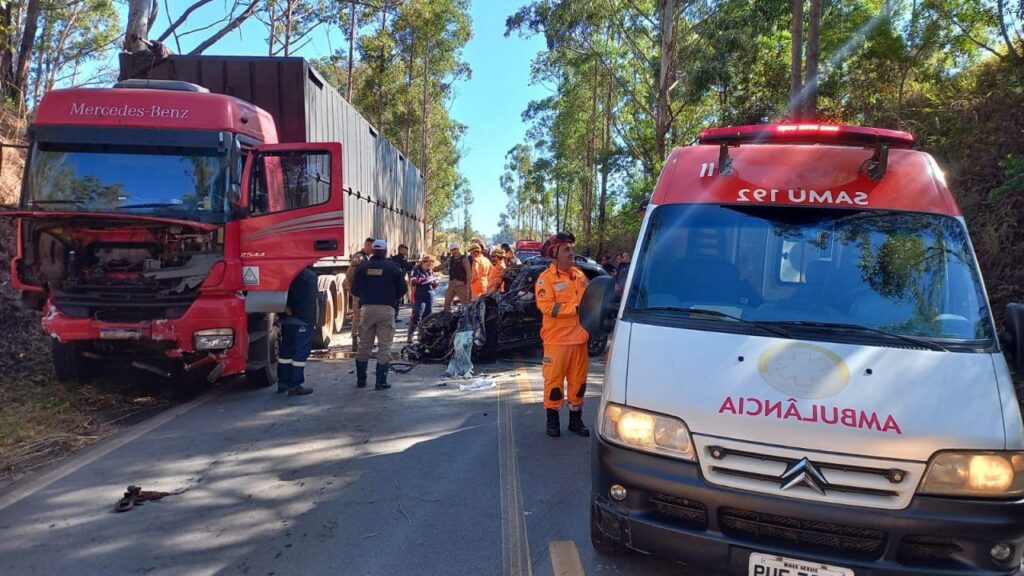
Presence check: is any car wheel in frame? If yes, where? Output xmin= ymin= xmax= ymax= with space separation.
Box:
xmin=587 ymin=334 xmax=608 ymax=357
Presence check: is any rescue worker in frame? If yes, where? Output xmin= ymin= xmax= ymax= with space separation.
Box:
xmin=351 ymin=239 xmax=407 ymax=390
xmin=534 ymin=231 xmax=590 ymax=437
xmin=470 ymin=243 xmax=492 ymax=300
xmin=343 ymin=238 xmax=375 ymax=352
xmin=443 ymin=243 xmax=472 ymax=312
xmin=277 ymin=265 xmax=317 ymax=396
xmin=408 ymin=255 xmax=439 ymax=342
xmin=487 ymin=247 xmax=508 ymax=295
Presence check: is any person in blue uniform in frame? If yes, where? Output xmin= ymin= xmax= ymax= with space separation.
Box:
xmin=278 ymin=266 xmax=317 ymax=396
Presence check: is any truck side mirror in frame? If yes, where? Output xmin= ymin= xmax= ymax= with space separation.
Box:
xmin=581 ymin=276 xmax=618 ymax=336
xmin=1004 ymin=303 xmax=1024 ymax=373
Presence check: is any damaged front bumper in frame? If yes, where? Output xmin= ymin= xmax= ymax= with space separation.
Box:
xmin=43 ymin=294 xmax=248 ymax=378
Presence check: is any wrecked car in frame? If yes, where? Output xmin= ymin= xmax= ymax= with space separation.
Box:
xmin=405 ymin=256 xmax=610 ymax=362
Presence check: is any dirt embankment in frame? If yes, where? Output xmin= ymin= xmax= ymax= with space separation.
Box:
xmin=0 ymin=110 xmax=183 ymax=487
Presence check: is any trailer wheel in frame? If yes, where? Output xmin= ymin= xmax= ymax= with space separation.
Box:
xmin=246 ymin=313 xmax=279 ymax=388
xmin=315 ymin=293 xmax=333 ymax=348
xmin=52 ymin=340 xmax=90 ymax=384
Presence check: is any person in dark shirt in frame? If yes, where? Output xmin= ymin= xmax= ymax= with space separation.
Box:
xmin=278 ymin=266 xmax=317 ymax=396
xmin=352 ymin=239 xmax=408 ymax=390
xmin=391 ymin=244 xmax=414 ymax=320
xmin=615 ymin=251 xmax=632 ymax=292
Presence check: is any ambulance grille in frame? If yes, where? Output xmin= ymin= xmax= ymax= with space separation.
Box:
xmin=693 ymin=436 xmax=926 ymax=510
xmin=720 ymin=507 xmax=886 ymax=560
xmin=650 ymin=494 xmax=707 ymax=529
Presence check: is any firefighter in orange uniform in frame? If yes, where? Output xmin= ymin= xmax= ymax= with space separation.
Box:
xmin=486 ymin=247 xmax=508 ymax=294
xmin=534 ymin=232 xmax=590 ymax=437
xmin=470 ymin=243 xmax=492 ymax=300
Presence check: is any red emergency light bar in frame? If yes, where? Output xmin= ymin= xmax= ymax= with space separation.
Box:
xmin=699 ymin=123 xmax=913 ymax=181
xmin=699 ymin=123 xmax=915 ymax=148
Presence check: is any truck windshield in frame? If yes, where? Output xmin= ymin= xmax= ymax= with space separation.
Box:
xmin=25 ymin=142 xmax=231 ymax=223
xmin=625 ymin=204 xmax=994 ymax=350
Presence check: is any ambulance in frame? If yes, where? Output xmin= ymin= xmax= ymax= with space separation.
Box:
xmin=581 ymin=123 xmax=1024 ymax=575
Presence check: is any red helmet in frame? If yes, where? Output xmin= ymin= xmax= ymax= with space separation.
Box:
xmin=541 ymin=231 xmax=576 ymax=258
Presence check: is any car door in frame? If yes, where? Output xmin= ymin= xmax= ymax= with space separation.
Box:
xmin=237 ymin=142 xmax=343 ymax=311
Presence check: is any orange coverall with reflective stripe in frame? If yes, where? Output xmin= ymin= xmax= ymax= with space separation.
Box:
xmin=487 ymin=260 xmax=507 ymax=294
xmin=534 ymin=263 xmax=589 ymax=410
xmin=471 ymin=256 xmax=492 ymax=299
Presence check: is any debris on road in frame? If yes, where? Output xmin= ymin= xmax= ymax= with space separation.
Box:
xmin=457 ymin=379 xmax=496 ymax=392
xmin=114 ymin=485 xmax=173 ymax=513
xmin=441 ymin=331 xmax=475 ymax=379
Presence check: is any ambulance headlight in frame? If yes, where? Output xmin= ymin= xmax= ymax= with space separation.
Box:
xmin=194 ymin=328 xmax=234 ymax=351
xmin=920 ymin=452 xmax=1024 ymax=496
xmin=600 ymin=403 xmax=695 ymax=461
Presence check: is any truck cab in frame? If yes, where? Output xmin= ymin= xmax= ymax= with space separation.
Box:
xmin=9 ymin=80 xmax=344 ymax=385
xmin=582 ymin=124 xmax=1024 ymax=575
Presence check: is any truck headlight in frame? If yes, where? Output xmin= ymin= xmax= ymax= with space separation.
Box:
xmin=194 ymin=328 xmax=234 ymax=351
xmin=920 ymin=452 xmax=1024 ymax=496
xmin=600 ymin=402 xmax=695 ymax=461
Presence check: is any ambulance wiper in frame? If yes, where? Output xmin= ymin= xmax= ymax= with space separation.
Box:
xmin=765 ymin=321 xmax=948 ymax=352
xmin=640 ymin=306 xmax=791 ymax=338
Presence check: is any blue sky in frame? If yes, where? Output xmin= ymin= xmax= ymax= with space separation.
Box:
xmin=104 ymin=1 xmax=548 ymax=237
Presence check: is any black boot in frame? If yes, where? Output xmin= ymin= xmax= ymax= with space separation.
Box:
xmin=546 ymin=409 xmax=561 ymax=437
xmin=568 ymin=410 xmax=590 ymax=437
xmin=375 ymin=363 xmax=391 ymax=390
xmin=355 ymin=360 xmax=368 ymax=388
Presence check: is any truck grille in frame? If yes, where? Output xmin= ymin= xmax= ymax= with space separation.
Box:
xmin=693 ymin=435 xmax=925 ymax=510
xmin=720 ymin=507 xmax=886 ymax=560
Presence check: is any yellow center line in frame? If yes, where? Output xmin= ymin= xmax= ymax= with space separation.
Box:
xmin=515 ymin=363 xmax=539 ymax=405
xmin=549 ymin=540 xmax=586 ymax=576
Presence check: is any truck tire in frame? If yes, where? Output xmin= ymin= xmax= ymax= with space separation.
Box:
xmin=332 ymin=282 xmax=346 ymax=334
xmin=315 ymin=292 xmax=333 ymax=348
xmin=246 ymin=313 xmax=279 ymax=388
xmin=52 ymin=340 xmax=90 ymax=384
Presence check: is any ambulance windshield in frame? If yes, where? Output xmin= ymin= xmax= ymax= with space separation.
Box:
xmin=625 ymin=204 xmax=994 ymax=350
xmin=24 ymin=141 xmax=231 ymax=224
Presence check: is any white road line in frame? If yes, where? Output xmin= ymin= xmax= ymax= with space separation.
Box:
xmin=549 ymin=540 xmax=586 ymax=576
xmin=0 ymin=386 xmax=224 ymax=512
xmin=499 ymin=365 xmax=533 ymax=576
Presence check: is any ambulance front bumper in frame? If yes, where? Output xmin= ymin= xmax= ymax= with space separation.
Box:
xmin=592 ymin=435 xmax=1024 ymax=575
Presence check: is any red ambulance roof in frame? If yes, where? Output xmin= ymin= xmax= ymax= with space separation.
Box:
xmin=653 ymin=124 xmax=960 ymax=217
xmin=33 ymin=88 xmax=278 ymax=143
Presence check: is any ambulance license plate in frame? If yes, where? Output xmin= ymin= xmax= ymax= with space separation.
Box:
xmin=748 ymin=553 xmax=853 ymax=576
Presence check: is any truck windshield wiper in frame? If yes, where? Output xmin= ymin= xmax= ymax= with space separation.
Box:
xmin=29 ymin=199 xmax=84 ymax=206
xmin=638 ymin=306 xmax=791 ymax=338
xmin=116 ymin=202 xmax=184 ymax=209
xmin=762 ymin=320 xmax=948 ymax=352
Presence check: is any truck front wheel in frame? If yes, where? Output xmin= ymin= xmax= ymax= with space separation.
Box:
xmin=51 ymin=339 xmax=91 ymax=384
xmin=315 ymin=292 xmax=333 ymax=349
xmin=246 ymin=313 xmax=279 ymax=388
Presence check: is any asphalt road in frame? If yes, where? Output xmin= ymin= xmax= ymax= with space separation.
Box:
xmin=0 ymin=317 xmax=717 ymax=576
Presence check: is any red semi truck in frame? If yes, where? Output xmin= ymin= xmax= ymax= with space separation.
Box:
xmin=6 ymin=55 xmax=425 ymax=386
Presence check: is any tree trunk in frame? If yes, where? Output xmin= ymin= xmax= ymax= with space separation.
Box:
xmin=655 ymin=0 xmax=675 ymax=161
xmin=347 ymin=1 xmax=356 ymax=101
xmin=0 ymin=3 xmax=14 ymax=100
xmin=125 ymin=0 xmax=151 ymax=52
xmin=803 ymin=0 xmax=821 ymax=120
xmin=789 ymin=0 xmax=803 ymax=120
xmin=420 ymin=44 xmax=431 ymax=248
xmin=11 ymin=0 xmax=41 ymax=105
xmin=598 ymin=73 xmax=612 ymax=256
xmin=283 ymin=0 xmax=293 ymax=57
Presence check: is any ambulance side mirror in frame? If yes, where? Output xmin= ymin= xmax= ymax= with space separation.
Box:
xmin=581 ymin=276 xmax=618 ymax=336
xmin=1003 ymin=304 xmax=1024 ymax=374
